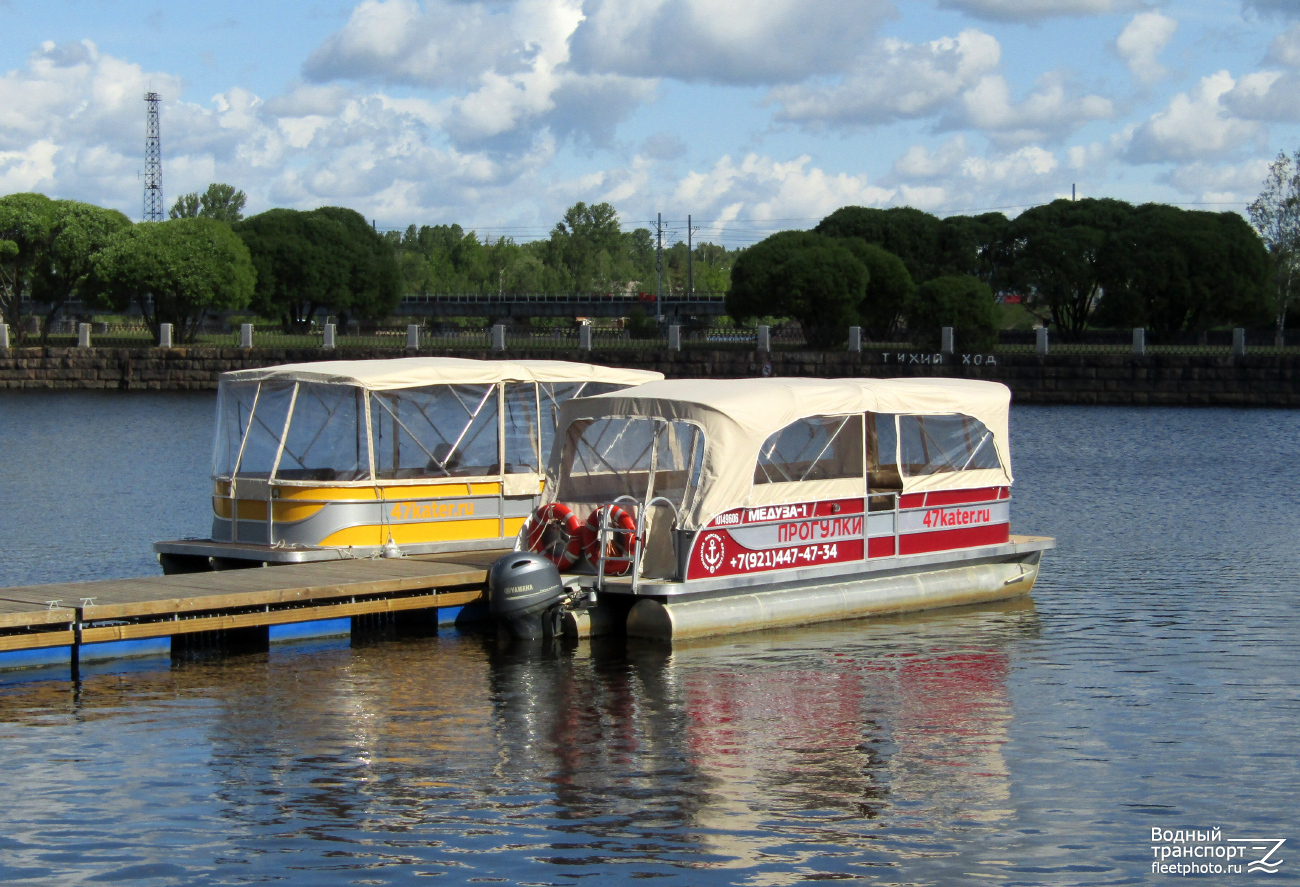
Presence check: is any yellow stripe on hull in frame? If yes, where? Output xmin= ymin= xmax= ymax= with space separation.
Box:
xmin=317 ymin=516 xmax=525 ymax=547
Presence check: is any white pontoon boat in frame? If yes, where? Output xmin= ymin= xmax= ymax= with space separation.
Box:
xmin=488 ymin=377 xmax=1053 ymax=640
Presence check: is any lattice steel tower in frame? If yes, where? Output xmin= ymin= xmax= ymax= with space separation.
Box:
xmin=142 ymin=92 xmax=163 ymax=221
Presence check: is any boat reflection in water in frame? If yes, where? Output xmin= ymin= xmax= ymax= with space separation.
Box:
xmin=0 ymin=599 xmax=1039 ymax=882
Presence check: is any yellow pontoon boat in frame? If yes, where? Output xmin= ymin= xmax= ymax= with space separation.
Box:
xmin=154 ymin=358 xmax=662 ymax=572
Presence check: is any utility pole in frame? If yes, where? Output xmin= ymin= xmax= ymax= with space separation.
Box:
xmin=687 ymin=214 xmax=693 ymax=300
xmin=142 ymin=92 xmax=163 ymax=221
xmin=656 ymin=212 xmax=663 ymax=316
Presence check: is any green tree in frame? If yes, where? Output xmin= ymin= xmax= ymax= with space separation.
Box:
xmin=86 ymin=218 xmax=255 ymax=343
xmin=728 ymin=230 xmax=866 ymax=347
xmin=1095 ymin=205 xmax=1269 ymax=334
xmin=816 ymin=206 xmax=953 ymax=283
xmin=0 ymin=192 xmax=55 ymax=344
xmin=1248 ymin=149 xmax=1300 ymax=341
xmin=840 ymin=239 xmax=913 ymax=338
xmin=545 ymin=202 xmax=638 ymax=292
xmin=236 ymin=207 xmax=400 ymax=331
xmin=1005 ymin=198 xmax=1133 ymax=339
xmin=169 ymin=183 xmax=247 ymax=223
xmin=30 ymin=201 xmax=132 ymax=342
xmin=941 ymin=212 xmax=1013 ymax=288
xmin=905 ymin=275 xmax=999 ymax=352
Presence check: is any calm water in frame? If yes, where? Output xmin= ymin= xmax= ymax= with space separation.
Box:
xmin=0 ymin=391 xmax=1296 ymax=885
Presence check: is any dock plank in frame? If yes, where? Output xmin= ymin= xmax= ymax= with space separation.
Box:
xmin=0 ymin=600 xmax=77 ymax=630
xmin=79 ymin=588 xmax=483 ymax=644
xmin=0 ymin=557 xmax=489 ymax=622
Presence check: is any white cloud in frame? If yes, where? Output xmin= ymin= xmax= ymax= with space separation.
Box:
xmin=771 ymin=30 xmax=1001 ymax=128
xmin=569 ymin=0 xmax=895 ymax=85
xmin=1165 ymin=158 xmax=1271 ymax=200
xmin=948 ymin=72 xmax=1113 ymax=145
xmin=1127 ymin=71 xmax=1266 ymax=162
xmin=303 ymin=0 xmax=653 ymax=150
xmin=1268 ymin=23 xmax=1300 ymax=67
xmin=1226 ymin=69 xmax=1300 ymax=120
xmin=884 ymin=139 xmax=1064 ymax=212
xmin=937 ymin=0 xmax=1137 ymax=23
xmin=668 ymin=154 xmax=894 ymax=222
xmin=0 ymin=140 xmax=58 ymax=193
xmin=1116 ymin=11 xmax=1178 ymax=84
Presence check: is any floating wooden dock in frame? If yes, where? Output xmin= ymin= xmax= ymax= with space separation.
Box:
xmin=0 ymin=552 xmax=499 ymax=674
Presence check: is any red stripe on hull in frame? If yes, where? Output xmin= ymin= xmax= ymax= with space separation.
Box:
xmin=898 ymin=523 xmax=1009 ymax=555
xmin=868 ymin=536 xmax=896 ymax=558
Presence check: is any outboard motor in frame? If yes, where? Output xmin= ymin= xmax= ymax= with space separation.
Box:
xmin=488 ymin=552 xmax=568 ymax=640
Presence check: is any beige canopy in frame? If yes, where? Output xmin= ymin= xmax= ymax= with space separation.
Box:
xmin=221 ymin=357 xmax=663 ymax=390
xmin=551 ymin=377 xmax=1014 ymax=529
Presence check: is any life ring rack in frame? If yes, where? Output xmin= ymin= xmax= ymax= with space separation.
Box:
xmin=525 ymin=502 xmax=584 ymax=570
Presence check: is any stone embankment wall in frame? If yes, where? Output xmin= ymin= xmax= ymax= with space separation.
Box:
xmin=1 ymin=346 xmax=1298 ymax=406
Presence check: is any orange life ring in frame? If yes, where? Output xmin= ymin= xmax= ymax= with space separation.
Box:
xmin=580 ymin=504 xmax=638 ymax=576
xmin=526 ymin=503 xmax=584 ymax=569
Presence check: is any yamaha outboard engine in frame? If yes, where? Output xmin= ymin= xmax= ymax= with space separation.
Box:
xmin=488 ymin=552 xmax=568 ymax=640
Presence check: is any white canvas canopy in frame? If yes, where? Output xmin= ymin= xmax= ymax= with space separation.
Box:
xmin=220 ymin=357 xmax=661 ymax=391
xmin=550 ymin=377 xmax=1014 ymax=530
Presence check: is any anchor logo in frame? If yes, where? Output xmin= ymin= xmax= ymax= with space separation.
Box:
xmin=700 ymin=533 xmax=726 ymax=573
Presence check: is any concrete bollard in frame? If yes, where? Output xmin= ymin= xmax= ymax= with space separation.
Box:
xmin=848 ymin=326 xmax=861 ymax=353
xmin=0 ymin=323 xmax=8 ymax=349
xmin=757 ymin=324 xmax=770 ymax=353
xmin=1132 ymin=327 xmax=1146 ymax=356
xmin=78 ymin=323 xmax=91 ymax=348
xmin=240 ymin=323 xmax=254 ymax=348
xmin=492 ymin=324 xmax=506 ymax=351
xmin=941 ymin=326 xmax=954 ymax=355
xmin=323 ymin=323 xmax=336 ymax=350
xmin=406 ymin=323 xmax=420 ymax=351
xmin=1232 ymin=327 xmax=1246 ymax=357
xmin=668 ymin=324 xmax=681 ymax=352
xmin=159 ymin=323 xmax=173 ymax=348
xmin=1035 ymin=327 xmax=1048 ymax=356
xmin=579 ymin=322 xmax=592 ymax=351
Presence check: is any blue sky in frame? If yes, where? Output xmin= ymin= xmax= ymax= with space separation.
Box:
xmin=2 ymin=0 xmax=1298 ymax=248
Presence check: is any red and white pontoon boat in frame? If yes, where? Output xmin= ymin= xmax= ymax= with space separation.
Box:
xmin=493 ymin=376 xmax=1053 ymax=640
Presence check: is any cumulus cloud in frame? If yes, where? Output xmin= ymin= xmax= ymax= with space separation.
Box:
xmin=936 ymin=0 xmax=1137 ymax=22
xmin=945 ymin=72 xmax=1113 ymax=145
xmin=771 ymin=30 xmax=1001 ymax=128
xmin=304 ymin=0 xmax=652 ymax=150
xmin=667 ymin=154 xmax=894 ymax=223
xmin=1225 ymin=69 xmax=1300 ymax=121
xmin=1126 ymin=71 xmax=1266 ymax=162
xmin=1116 ymin=11 xmax=1178 ymax=84
xmin=885 ymin=137 xmax=1064 ymax=212
xmin=1165 ymin=158 xmax=1272 ymax=200
xmin=1268 ymin=23 xmax=1300 ymax=67
xmin=569 ymin=0 xmax=895 ymax=85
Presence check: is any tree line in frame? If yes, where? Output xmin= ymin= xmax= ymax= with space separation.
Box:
xmin=0 ymin=184 xmax=402 ymax=344
xmin=383 ymin=202 xmax=733 ymax=298
xmin=729 ymin=198 xmax=1278 ymax=348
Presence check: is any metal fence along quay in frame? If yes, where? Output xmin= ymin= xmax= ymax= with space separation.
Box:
xmin=2 ymin=320 xmax=1297 ymax=358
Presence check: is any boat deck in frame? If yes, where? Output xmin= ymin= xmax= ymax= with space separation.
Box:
xmin=0 ymin=551 xmax=502 ymax=659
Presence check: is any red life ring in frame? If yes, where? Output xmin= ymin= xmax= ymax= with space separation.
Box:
xmin=526 ymin=503 xmax=583 ymax=569
xmin=580 ymin=504 xmax=638 ymax=576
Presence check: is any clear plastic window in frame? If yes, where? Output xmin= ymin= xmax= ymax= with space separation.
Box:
xmin=754 ymin=415 xmax=864 ymax=484
xmin=504 ymin=382 xmax=539 ymax=474
xmin=275 ymin=383 xmax=369 ymax=481
xmin=557 ymin=417 xmax=703 ymax=513
xmin=212 ymin=380 xmax=259 ymax=478
xmin=232 ymin=382 xmax=294 ymax=479
xmin=898 ymin=414 xmax=1001 ymax=476
xmin=370 ymin=384 xmax=499 ymax=479
xmin=538 ymin=381 xmax=624 ymax=464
